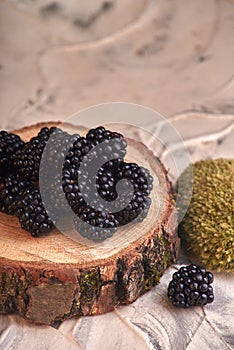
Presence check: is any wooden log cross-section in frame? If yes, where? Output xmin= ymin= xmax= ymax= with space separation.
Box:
xmin=0 ymin=122 xmax=179 ymax=325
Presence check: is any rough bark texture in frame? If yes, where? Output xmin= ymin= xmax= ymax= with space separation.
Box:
xmin=0 ymin=122 xmax=179 ymax=325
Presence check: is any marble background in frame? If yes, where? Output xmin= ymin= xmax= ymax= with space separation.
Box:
xmin=0 ymin=0 xmax=234 ymax=349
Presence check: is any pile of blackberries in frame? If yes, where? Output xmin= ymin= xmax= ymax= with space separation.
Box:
xmin=0 ymin=126 xmax=153 ymax=241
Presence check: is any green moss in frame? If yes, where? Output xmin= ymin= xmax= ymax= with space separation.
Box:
xmin=142 ymin=233 xmax=172 ymax=292
xmin=115 ymin=259 xmax=127 ymax=302
xmin=78 ymin=268 xmax=102 ymax=305
xmin=0 ymin=270 xmax=29 ymax=315
xmin=115 ymin=233 xmax=172 ymax=302
xmin=115 ymin=225 xmax=177 ymax=303
xmin=178 ymin=158 xmax=234 ymax=272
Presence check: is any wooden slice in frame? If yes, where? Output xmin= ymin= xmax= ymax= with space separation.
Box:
xmin=0 ymin=122 xmax=179 ymax=325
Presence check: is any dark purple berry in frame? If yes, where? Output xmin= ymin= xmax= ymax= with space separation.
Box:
xmin=0 ymin=175 xmax=31 ymax=215
xmin=0 ymin=131 xmax=25 ymax=175
xmin=15 ymin=188 xmax=55 ymax=237
xmin=168 ymin=264 xmax=214 ymax=308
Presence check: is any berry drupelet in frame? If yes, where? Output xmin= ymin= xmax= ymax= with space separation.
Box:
xmin=0 ymin=131 xmax=25 ymax=175
xmin=168 ymin=264 xmax=214 ymax=308
xmin=14 ymin=187 xmax=55 ymax=237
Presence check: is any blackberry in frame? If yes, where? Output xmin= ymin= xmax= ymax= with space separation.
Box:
xmin=119 ymin=162 xmax=153 ymax=196
xmin=97 ymin=161 xmax=153 ymax=225
xmin=14 ymin=127 xmax=57 ymax=181
xmin=114 ymin=194 xmax=152 ymax=225
xmin=63 ymin=136 xmax=91 ymax=169
xmin=114 ymin=162 xmax=153 ymax=225
xmin=39 ymin=130 xmax=79 ymax=214
xmin=97 ymin=161 xmax=153 ymax=201
xmin=40 ymin=173 xmax=70 ymax=217
xmin=168 ymin=264 xmax=214 ymax=308
xmin=43 ymin=129 xmax=79 ymax=173
xmin=14 ymin=126 xmax=73 ymax=182
xmin=86 ymin=126 xmax=127 ymax=168
xmin=64 ymin=126 xmax=127 ymax=173
xmin=63 ymin=127 xmax=127 ymax=212
xmin=62 ymin=165 xmax=85 ymax=213
xmin=14 ymin=187 xmax=55 ymax=237
xmin=96 ymin=159 xmax=122 ymax=202
xmin=61 ymin=136 xmax=93 ymax=211
xmin=0 ymin=131 xmax=25 ymax=175
xmin=74 ymin=205 xmax=119 ymax=242
xmin=0 ymin=175 xmax=31 ymax=215
xmin=86 ymin=126 xmax=126 ymax=149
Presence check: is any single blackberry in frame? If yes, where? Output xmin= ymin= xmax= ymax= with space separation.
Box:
xmin=0 ymin=175 xmax=31 ymax=215
xmin=96 ymin=161 xmax=153 ymax=225
xmin=62 ymin=165 xmax=85 ymax=213
xmin=86 ymin=126 xmax=126 ymax=148
xmin=14 ymin=127 xmax=56 ymax=181
xmin=14 ymin=126 xmax=71 ymax=182
xmin=119 ymin=162 xmax=153 ymax=196
xmin=114 ymin=194 xmax=152 ymax=225
xmin=40 ymin=173 xmax=70 ymax=218
xmin=14 ymin=187 xmax=55 ymax=237
xmin=61 ymin=136 xmax=93 ymax=212
xmin=74 ymin=205 xmax=119 ymax=242
xmin=63 ymin=126 xmax=126 ymax=174
xmin=96 ymin=159 xmax=122 ymax=202
xmin=42 ymin=129 xmax=79 ymax=173
xmin=39 ymin=130 xmax=79 ymax=215
xmin=85 ymin=127 xmax=127 ymax=169
xmin=114 ymin=162 xmax=153 ymax=225
xmin=63 ymin=136 xmax=91 ymax=169
xmin=168 ymin=264 xmax=214 ymax=308
xmin=0 ymin=130 xmax=25 ymax=175
xmin=97 ymin=161 xmax=153 ymax=202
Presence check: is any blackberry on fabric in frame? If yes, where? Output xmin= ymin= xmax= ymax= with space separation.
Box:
xmin=168 ymin=264 xmax=214 ymax=308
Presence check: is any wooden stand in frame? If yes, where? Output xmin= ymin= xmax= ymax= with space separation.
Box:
xmin=0 ymin=122 xmax=179 ymax=325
